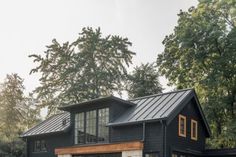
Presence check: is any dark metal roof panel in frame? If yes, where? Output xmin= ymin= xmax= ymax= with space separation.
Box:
xmin=109 ymin=89 xmax=193 ymax=125
xmin=21 ymin=112 xmax=70 ymax=137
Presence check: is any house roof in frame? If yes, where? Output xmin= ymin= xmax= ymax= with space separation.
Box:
xmin=21 ymin=112 xmax=70 ymax=138
xmin=59 ymin=95 xmax=135 ymax=111
xmin=108 ymin=89 xmax=211 ymax=136
xmin=108 ymin=89 xmax=192 ymax=125
xmin=204 ymin=148 xmax=236 ymax=156
xmin=21 ymin=88 xmax=211 ymax=137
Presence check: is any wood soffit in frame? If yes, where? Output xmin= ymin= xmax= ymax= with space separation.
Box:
xmin=55 ymin=141 xmax=143 ymax=155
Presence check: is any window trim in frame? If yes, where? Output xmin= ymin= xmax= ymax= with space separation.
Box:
xmin=178 ymin=114 xmax=186 ymax=137
xmin=191 ymin=119 xmax=198 ymax=141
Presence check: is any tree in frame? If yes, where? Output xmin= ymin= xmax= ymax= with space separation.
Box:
xmin=157 ymin=0 xmax=236 ymax=148
xmin=126 ymin=63 xmax=162 ymax=98
xmin=30 ymin=27 xmax=135 ymax=115
xmin=0 ymin=74 xmax=40 ymax=157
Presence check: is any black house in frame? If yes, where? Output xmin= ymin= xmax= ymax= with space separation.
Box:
xmin=21 ymin=89 xmax=236 ymax=157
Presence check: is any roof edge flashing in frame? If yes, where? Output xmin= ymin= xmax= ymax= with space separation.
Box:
xmin=59 ymin=95 xmax=135 ymax=111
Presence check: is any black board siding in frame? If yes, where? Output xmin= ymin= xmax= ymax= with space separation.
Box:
xmin=27 ymin=131 xmax=72 ymax=157
xmin=144 ymin=122 xmax=163 ymax=156
xmin=166 ymin=99 xmax=207 ymax=157
xmin=110 ymin=124 xmax=143 ymax=142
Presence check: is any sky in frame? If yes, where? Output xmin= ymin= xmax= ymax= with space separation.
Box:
xmin=0 ymin=0 xmax=198 ymax=94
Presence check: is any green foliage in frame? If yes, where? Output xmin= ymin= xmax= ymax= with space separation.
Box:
xmin=126 ymin=63 xmax=162 ymax=98
xmin=30 ymin=27 xmax=135 ymax=115
xmin=0 ymin=74 xmax=40 ymax=157
xmin=157 ymin=0 xmax=236 ymax=148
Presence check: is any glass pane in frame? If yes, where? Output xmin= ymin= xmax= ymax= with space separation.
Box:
xmin=180 ymin=118 xmax=185 ymax=134
xmin=145 ymin=153 xmax=159 ymax=157
xmin=41 ymin=140 xmax=47 ymax=151
xmin=86 ymin=110 xmax=97 ymax=143
xmin=98 ymin=108 xmax=109 ymax=142
xmin=34 ymin=140 xmax=41 ymax=152
xmin=75 ymin=112 xmax=85 ymax=144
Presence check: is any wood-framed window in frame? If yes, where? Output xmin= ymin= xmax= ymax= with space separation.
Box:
xmin=178 ymin=114 xmax=186 ymax=137
xmin=191 ymin=119 xmax=198 ymax=141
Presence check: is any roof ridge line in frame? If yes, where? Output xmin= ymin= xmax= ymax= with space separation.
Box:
xmin=128 ymin=88 xmax=194 ymax=101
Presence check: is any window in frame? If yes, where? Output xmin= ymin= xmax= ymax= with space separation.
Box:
xmin=172 ymin=154 xmax=178 ymax=157
xmin=86 ymin=110 xmax=97 ymax=143
xmin=98 ymin=108 xmax=109 ymax=142
xmin=145 ymin=153 xmax=159 ymax=157
xmin=75 ymin=112 xmax=85 ymax=144
xmin=191 ymin=119 xmax=198 ymax=141
xmin=75 ymin=108 xmax=109 ymax=144
xmin=178 ymin=114 xmax=186 ymax=137
xmin=34 ymin=140 xmax=47 ymax=152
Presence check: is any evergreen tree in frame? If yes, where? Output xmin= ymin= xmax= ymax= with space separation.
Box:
xmin=126 ymin=63 xmax=162 ymax=98
xmin=30 ymin=27 xmax=135 ymax=115
xmin=0 ymin=74 xmax=40 ymax=157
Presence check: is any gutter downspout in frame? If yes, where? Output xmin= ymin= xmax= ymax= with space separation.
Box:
xmin=25 ymin=138 xmax=28 ymax=157
xmin=142 ymin=122 xmax=146 ymax=156
xmin=142 ymin=122 xmax=146 ymax=142
xmin=161 ymin=120 xmax=167 ymax=157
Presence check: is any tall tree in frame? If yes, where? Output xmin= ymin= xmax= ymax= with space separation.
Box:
xmin=126 ymin=63 xmax=162 ymax=98
xmin=157 ymin=0 xmax=236 ymax=148
xmin=0 ymin=74 xmax=40 ymax=157
xmin=30 ymin=27 xmax=135 ymax=115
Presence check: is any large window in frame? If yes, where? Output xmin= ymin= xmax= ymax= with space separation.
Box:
xmin=75 ymin=108 xmax=109 ymax=144
xmin=178 ymin=114 xmax=186 ymax=137
xmin=191 ymin=119 xmax=198 ymax=141
xmin=86 ymin=110 xmax=97 ymax=143
xmin=34 ymin=140 xmax=47 ymax=152
xmin=98 ymin=108 xmax=109 ymax=142
xmin=75 ymin=112 xmax=85 ymax=144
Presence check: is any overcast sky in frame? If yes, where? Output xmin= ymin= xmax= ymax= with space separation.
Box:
xmin=0 ymin=0 xmax=198 ymax=93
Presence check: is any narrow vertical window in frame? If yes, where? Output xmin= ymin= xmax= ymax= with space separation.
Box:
xmin=178 ymin=114 xmax=186 ymax=137
xmin=34 ymin=140 xmax=41 ymax=152
xmin=191 ymin=119 xmax=198 ymax=141
xmin=86 ymin=110 xmax=97 ymax=143
xmin=75 ymin=112 xmax=85 ymax=144
xmin=98 ymin=108 xmax=109 ymax=142
xmin=40 ymin=140 xmax=47 ymax=152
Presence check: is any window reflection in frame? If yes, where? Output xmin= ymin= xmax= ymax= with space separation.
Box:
xmin=75 ymin=112 xmax=85 ymax=144
xmin=86 ymin=110 xmax=97 ymax=143
xmin=75 ymin=108 xmax=109 ymax=144
xmin=98 ymin=108 xmax=109 ymax=142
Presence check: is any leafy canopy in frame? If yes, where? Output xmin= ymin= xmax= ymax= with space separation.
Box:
xmin=0 ymin=74 xmax=40 ymax=157
xmin=30 ymin=27 xmax=135 ymax=115
xmin=126 ymin=63 xmax=162 ymax=98
xmin=157 ymin=0 xmax=236 ymax=148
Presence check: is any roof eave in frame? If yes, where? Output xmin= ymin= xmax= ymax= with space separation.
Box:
xmin=108 ymin=117 xmax=168 ymax=127
xmin=20 ymin=126 xmax=71 ymax=138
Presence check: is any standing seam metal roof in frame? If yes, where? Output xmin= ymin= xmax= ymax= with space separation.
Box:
xmin=21 ymin=112 xmax=70 ymax=137
xmin=108 ymin=89 xmax=192 ymax=125
xmin=22 ymin=88 xmax=210 ymax=137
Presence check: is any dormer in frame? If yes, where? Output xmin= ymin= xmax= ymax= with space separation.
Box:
xmin=59 ymin=96 xmax=135 ymax=145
